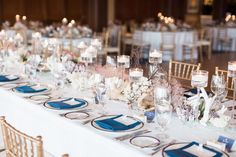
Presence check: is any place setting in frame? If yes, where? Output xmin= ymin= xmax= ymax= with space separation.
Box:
xmin=11 ymin=83 xmax=52 ymax=96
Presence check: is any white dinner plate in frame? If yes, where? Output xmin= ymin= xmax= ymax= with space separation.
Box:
xmin=64 ymin=111 xmax=90 ymax=120
xmin=130 ymin=136 xmax=160 ymax=148
xmin=0 ymin=82 xmax=28 ymax=90
xmin=0 ymin=75 xmax=20 ymax=82
xmin=44 ymin=98 xmax=88 ymax=110
xmin=162 ymin=142 xmax=229 ymax=157
xmin=91 ymin=115 xmax=144 ymax=132
xmin=28 ymin=94 xmax=52 ymax=103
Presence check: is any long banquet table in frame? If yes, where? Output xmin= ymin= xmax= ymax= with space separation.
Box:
xmin=0 ymin=72 xmax=235 ymax=157
xmin=134 ymin=30 xmax=198 ymax=61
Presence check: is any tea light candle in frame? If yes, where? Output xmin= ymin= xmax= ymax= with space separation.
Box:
xmin=62 ymin=17 xmax=68 ymax=24
xmin=22 ymin=16 xmax=27 ymax=21
xmin=191 ymin=74 xmax=208 ymax=82
xmin=149 ymin=49 xmax=162 ymax=64
xmin=71 ymin=20 xmax=75 ymax=25
xmin=129 ymin=68 xmax=143 ymax=82
xmin=117 ymin=55 xmax=130 ymax=68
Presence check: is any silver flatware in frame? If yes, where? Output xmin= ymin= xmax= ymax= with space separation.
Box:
xmin=115 ymin=129 xmax=151 ymax=141
xmin=150 ymin=140 xmax=176 ymax=156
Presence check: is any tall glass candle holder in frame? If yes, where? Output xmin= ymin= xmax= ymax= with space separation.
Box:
xmin=117 ymin=55 xmax=130 ymax=79
xmin=149 ymin=49 xmax=162 ymax=77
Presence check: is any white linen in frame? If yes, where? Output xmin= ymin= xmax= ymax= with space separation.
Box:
xmin=210 ymin=27 xmax=236 ymax=51
xmin=134 ymin=30 xmax=198 ymax=61
xmin=0 ymin=73 xmax=235 ymax=157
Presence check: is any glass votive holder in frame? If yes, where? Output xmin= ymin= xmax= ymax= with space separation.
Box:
xmin=129 ymin=68 xmax=143 ymax=82
xmin=191 ymin=70 xmax=209 ymax=88
xmin=149 ymin=49 xmax=162 ymax=64
xmin=117 ymin=55 xmax=130 ymax=68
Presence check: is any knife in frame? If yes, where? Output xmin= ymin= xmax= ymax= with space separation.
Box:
xmin=115 ymin=129 xmax=151 ymax=141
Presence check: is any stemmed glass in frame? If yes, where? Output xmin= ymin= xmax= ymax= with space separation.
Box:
xmin=154 ymin=86 xmax=172 ymax=139
xmin=211 ymin=74 xmax=226 ymax=110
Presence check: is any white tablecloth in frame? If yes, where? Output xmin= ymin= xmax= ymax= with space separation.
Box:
xmin=0 ymin=73 xmax=235 ymax=157
xmin=134 ymin=30 xmax=198 ymax=61
xmin=210 ymin=27 xmax=236 ymax=51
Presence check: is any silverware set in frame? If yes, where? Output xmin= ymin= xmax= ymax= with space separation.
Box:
xmin=115 ymin=129 xmax=151 ymax=141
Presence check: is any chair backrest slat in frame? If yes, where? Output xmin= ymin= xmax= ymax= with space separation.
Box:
xmin=169 ymin=60 xmax=201 ymax=88
xmin=0 ymin=117 xmax=44 ymax=157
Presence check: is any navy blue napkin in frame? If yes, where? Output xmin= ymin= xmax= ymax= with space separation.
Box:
xmin=95 ymin=114 xmax=141 ymax=131
xmin=47 ymin=98 xmax=86 ymax=109
xmin=165 ymin=141 xmax=223 ymax=157
xmin=0 ymin=75 xmax=19 ymax=82
xmin=15 ymin=85 xmax=47 ymax=93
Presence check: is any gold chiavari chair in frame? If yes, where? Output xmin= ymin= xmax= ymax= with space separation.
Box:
xmin=0 ymin=116 xmax=43 ymax=157
xmin=182 ymin=31 xmax=201 ymax=62
xmin=215 ymin=67 xmax=234 ymax=99
xmin=216 ymin=27 xmax=232 ymax=51
xmin=0 ymin=117 xmax=69 ymax=157
xmin=197 ymin=28 xmax=212 ymax=61
xmin=168 ymin=60 xmax=201 ymax=88
xmin=104 ymin=28 xmax=121 ymax=56
xmin=160 ymin=32 xmax=176 ymax=60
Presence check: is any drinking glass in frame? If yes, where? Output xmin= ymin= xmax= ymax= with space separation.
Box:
xmin=117 ymin=55 xmax=130 ymax=80
xmin=95 ymin=83 xmax=107 ymax=114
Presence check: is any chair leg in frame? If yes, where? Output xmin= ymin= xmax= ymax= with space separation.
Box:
xmin=199 ymin=46 xmax=203 ymax=62
xmin=190 ymin=48 xmax=193 ymax=63
xmin=208 ymin=45 xmax=211 ymax=59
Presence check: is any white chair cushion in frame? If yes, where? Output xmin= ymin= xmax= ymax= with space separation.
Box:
xmin=162 ymin=44 xmax=175 ymax=50
xmin=104 ymin=47 xmax=119 ymax=52
xmin=197 ymin=40 xmax=211 ymax=46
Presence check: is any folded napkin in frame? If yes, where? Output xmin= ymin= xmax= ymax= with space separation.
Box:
xmin=95 ymin=114 xmax=141 ymax=131
xmin=47 ymin=98 xmax=86 ymax=109
xmin=15 ymin=85 xmax=47 ymax=93
xmin=165 ymin=142 xmax=223 ymax=157
xmin=184 ymin=89 xmax=210 ymax=98
xmin=0 ymin=75 xmax=19 ymax=82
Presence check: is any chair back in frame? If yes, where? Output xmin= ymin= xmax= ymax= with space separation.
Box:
xmin=199 ymin=28 xmax=212 ymax=41
xmin=215 ymin=67 xmax=234 ymax=99
xmin=217 ymin=27 xmax=228 ymax=40
xmin=132 ymin=31 xmax=143 ymax=42
xmin=0 ymin=117 xmax=43 ymax=157
xmin=161 ymin=32 xmax=175 ymax=47
xmin=104 ymin=28 xmax=121 ymax=49
xmin=168 ymin=60 xmax=201 ymax=87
